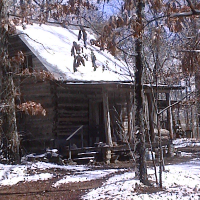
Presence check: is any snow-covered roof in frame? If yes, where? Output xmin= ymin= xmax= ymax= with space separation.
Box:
xmin=16 ymin=24 xmax=132 ymax=82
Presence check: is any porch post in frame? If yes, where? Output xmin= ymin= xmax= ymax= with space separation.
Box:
xmin=127 ymin=91 xmax=134 ymax=142
xmin=146 ymin=93 xmax=155 ymax=142
xmin=103 ymin=89 xmax=113 ymax=147
xmin=166 ymin=92 xmax=173 ymax=139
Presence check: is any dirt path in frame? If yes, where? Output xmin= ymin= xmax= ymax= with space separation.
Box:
xmin=0 ymin=177 xmax=105 ymax=200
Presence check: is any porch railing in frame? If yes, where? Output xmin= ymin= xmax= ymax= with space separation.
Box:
xmin=66 ymin=125 xmax=84 ymax=159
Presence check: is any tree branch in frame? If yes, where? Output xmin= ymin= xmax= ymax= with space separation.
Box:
xmin=179 ymin=50 xmax=200 ymax=53
xmin=158 ymin=91 xmax=194 ymax=115
xmin=186 ymin=0 xmax=196 ymax=13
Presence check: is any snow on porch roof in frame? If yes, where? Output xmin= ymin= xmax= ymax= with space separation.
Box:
xmin=16 ymin=24 xmax=133 ymax=82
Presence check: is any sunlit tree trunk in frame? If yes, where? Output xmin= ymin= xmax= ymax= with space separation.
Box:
xmin=0 ymin=0 xmax=20 ymax=164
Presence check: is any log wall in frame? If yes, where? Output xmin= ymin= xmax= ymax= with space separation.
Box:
xmin=10 ymin=35 xmax=55 ymax=153
xmin=54 ymin=83 xmax=103 ymax=150
xmin=17 ymin=78 xmax=55 ymax=153
xmin=53 ymin=83 xmax=134 ymax=151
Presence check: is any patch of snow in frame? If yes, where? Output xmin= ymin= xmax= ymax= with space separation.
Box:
xmin=83 ymin=159 xmax=200 ymax=200
xmin=82 ymin=171 xmax=140 ymax=200
xmin=0 ymin=162 xmax=89 ymax=186
xmin=53 ymin=169 xmax=120 ymax=187
xmin=0 ymin=164 xmax=52 ymax=186
xmin=1 ymin=173 xmax=53 ymax=186
xmin=30 ymin=162 xmax=88 ymax=171
xmin=173 ymin=138 xmax=200 ymax=148
xmin=177 ymin=152 xmax=193 ymax=157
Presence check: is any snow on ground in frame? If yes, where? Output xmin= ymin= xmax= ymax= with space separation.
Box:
xmin=0 ymin=138 xmax=199 ymax=200
xmin=83 ymin=159 xmax=200 ymax=200
xmin=53 ymin=169 xmax=121 ymax=187
xmin=173 ymin=138 xmax=200 ymax=148
xmin=0 ymin=161 xmax=119 ymax=187
xmin=82 ymin=171 xmax=141 ymax=200
xmin=145 ymin=160 xmax=200 ymax=200
xmin=29 ymin=161 xmax=88 ymax=171
xmin=0 ymin=162 xmax=89 ymax=186
xmin=0 ymin=163 xmax=53 ymax=186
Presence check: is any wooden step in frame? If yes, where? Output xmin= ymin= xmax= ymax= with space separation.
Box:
xmin=77 ymin=151 xmax=97 ymax=156
xmin=73 ymin=156 xmax=95 ymax=161
xmin=73 ymin=156 xmax=95 ymax=164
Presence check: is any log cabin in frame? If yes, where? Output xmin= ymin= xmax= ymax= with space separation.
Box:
xmin=9 ymin=23 xmax=184 ymax=161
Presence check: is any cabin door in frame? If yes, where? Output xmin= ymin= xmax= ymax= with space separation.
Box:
xmin=89 ymin=101 xmax=105 ymax=146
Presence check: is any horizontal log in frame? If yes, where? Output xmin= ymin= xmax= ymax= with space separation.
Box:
xmin=24 ymin=124 xmax=53 ymax=129
xmin=21 ymin=93 xmax=52 ymax=99
xmin=57 ymin=93 xmax=102 ymax=99
xmin=56 ymin=132 xmax=84 ymax=136
xmin=56 ymin=124 xmax=83 ymax=129
xmin=24 ymin=117 xmax=53 ymax=122
xmin=57 ymin=115 xmax=88 ymax=119
xmin=57 ymin=122 xmax=88 ymax=128
xmin=57 ymin=110 xmax=88 ymax=115
xmin=57 ymin=97 xmax=88 ymax=103
xmin=21 ymin=81 xmax=50 ymax=88
xmin=58 ymin=114 xmax=88 ymax=119
xmin=21 ymin=90 xmax=52 ymax=96
xmin=56 ymin=87 xmax=102 ymax=93
xmin=57 ymin=103 xmax=89 ymax=107
xmin=57 ymin=110 xmax=88 ymax=114
xmin=20 ymin=96 xmax=53 ymax=103
xmin=24 ymin=128 xmax=52 ymax=135
xmin=57 ymin=84 xmax=103 ymax=91
xmin=57 ymin=117 xmax=88 ymax=122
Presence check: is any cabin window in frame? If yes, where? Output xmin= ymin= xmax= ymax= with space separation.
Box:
xmin=22 ymin=55 xmax=33 ymax=72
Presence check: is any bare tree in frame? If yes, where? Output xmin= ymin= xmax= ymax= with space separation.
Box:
xmin=91 ymin=0 xmax=200 ymax=185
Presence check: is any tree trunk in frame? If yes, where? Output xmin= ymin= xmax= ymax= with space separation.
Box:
xmin=0 ymin=0 xmax=20 ymax=164
xmin=195 ymin=69 xmax=200 ymax=138
xmin=134 ymin=0 xmax=148 ymax=185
